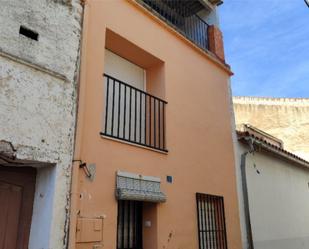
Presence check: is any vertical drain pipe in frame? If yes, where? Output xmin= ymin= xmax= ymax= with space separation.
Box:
xmin=240 ymin=137 xmax=255 ymax=249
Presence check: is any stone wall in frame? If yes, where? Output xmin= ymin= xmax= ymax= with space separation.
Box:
xmin=0 ymin=0 xmax=83 ymax=248
xmin=233 ymin=97 xmax=309 ymax=161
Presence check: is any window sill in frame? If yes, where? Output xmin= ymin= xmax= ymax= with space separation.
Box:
xmin=100 ymin=133 xmax=168 ymax=155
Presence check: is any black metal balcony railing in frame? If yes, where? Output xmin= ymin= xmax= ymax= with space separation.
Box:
xmin=140 ymin=0 xmax=209 ymax=51
xmin=101 ymin=74 xmax=167 ymax=152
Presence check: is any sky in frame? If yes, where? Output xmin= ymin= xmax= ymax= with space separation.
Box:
xmin=219 ymin=0 xmax=309 ymax=98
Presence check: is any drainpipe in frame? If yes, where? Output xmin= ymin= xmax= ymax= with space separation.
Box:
xmin=240 ymin=137 xmax=255 ymax=249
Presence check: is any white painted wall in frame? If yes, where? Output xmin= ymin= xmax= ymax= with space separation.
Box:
xmin=0 ymin=1 xmax=82 ymax=248
xmin=236 ymin=142 xmax=309 ymax=249
xmin=29 ymin=166 xmax=56 ymax=249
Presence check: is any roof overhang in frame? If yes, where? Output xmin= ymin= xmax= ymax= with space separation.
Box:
xmin=199 ymin=0 xmax=223 ymax=9
xmin=237 ymin=131 xmax=309 ymax=169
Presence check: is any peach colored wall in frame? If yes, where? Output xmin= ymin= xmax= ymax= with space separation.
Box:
xmin=73 ymin=1 xmax=242 ymax=249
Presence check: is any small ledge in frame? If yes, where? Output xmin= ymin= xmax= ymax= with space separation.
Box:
xmin=0 ymin=49 xmax=68 ymax=82
xmin=100 ymin=133 xmax=168 ymax=155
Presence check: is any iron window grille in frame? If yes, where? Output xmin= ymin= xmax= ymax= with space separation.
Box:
xmin=101 ymin=74 xmax=167 ymax=152
xmin=117 ymin=200 xmax=143 ymax=249
xmin=196 ymin=193 xmax=228 ymax=249
xmin=139 ymin=0 xmax=210 ymax=52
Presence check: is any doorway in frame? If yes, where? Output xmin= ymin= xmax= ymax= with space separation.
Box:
xmin=0 ymin=167 xmax=36 ymax=249
xmin=117 ymin=200 xmax=143 ymax=249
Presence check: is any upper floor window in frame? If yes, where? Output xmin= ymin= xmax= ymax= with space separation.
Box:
xmin=104 ymin=49 xmax=146 ymax=91
xmin=102 ymin=49 xmax=167 ymax=152
xmin=196 ymin=193 xmax=228 ymax=249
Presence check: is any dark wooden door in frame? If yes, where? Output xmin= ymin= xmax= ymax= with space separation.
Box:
xmin=0 ymin=167 xmax=36 ymax=249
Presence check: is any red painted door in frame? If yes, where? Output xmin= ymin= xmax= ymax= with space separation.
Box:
xmin=0 ymin=167 xmax=36 ymax=249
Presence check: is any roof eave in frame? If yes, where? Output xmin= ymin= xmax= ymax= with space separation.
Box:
xmin=237 ymin=133 xmax=309 ymax=169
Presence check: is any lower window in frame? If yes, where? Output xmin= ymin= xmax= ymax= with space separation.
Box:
xmin=196 ymin=193 xmax=228 ymax=249
xmin=117 ymin=200 xmax=143 ymax=249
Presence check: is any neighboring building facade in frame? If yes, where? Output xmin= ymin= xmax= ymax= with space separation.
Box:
xmin=70 ymin=1 xmax=242 ymax=249
xmin=0 ymin=1 xmax=83 ymax=248
xmin=233 ymin=96 xmax=309 ymax=161
xmin=235 ymin=125 xmax=309 ymax=249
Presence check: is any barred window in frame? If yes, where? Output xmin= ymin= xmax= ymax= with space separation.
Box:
xmin=196 ymin=193 xmax=228 ymax=249
xmin=117 ymin=200 xmax=143 ymax=249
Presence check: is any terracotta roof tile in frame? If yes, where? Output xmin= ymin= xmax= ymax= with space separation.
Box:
xmin=237 ymin=130 xmax=309 ymax=167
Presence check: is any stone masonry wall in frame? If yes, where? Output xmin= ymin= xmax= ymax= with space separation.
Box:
xmin=233 ymin=97 xmax=309 ymax=161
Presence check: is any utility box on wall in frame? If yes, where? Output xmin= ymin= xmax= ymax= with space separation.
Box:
xmin=76 ymin=217 xmax=103 ymax=243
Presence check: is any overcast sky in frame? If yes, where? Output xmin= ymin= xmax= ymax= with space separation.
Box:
xmin=219 ymin=0 xmax=309 ymax=98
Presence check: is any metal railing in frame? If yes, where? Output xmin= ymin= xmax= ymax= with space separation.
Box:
xmin=117 ymin=200 xmax=143 ymax=249
xmin=101 ymin=74 xmax=167 ymax=152
xmin=140 ymin=0 xmax=209 ymax=51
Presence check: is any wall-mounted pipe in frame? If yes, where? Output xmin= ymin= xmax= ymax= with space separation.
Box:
xmin=240 ymin=137 xmax=255 ymax=249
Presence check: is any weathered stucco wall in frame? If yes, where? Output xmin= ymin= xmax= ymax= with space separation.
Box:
xmin=0 ymin=0 xmax=82 ymax=248
xmin=233 ymin=97 xmax=309 ymax=161
xmin=236 ymin=142 xmax=309 ymax=249
xmin=0 ymin=0 xmax=82 ymax=81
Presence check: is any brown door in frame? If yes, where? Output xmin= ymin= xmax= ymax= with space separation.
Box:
xmin=0 ymin=167 xmax=36 ymax=249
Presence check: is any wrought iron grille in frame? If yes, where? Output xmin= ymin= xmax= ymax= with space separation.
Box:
xmin=117 ymin=200 xmax=143 ymax=249
xmin=196 ymin=193 xmax=228 ymax=249
xmin=101 ymin=74 xmax=167 ymax=152
xmin=140 ymin=0 xmax=209 ymax=51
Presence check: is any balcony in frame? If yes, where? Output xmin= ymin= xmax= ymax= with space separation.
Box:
xmin=101 ymin=74 xmax=167 ymax=152
xmin=138 ymin=0 xmax=211 ymax=52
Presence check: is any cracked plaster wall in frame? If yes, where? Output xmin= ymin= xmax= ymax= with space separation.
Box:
xmin=0 ymin=0 xmax=83 ymax=248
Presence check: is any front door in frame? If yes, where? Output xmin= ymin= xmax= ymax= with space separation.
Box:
xmin=0 ymin=167 xmax=36 ymax=249
xmin=117 ymin=200 xmax=143 ymax=249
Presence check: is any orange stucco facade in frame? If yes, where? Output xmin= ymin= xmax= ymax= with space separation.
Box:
xmin=70 ymin=1 xmax=242 ymax=249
